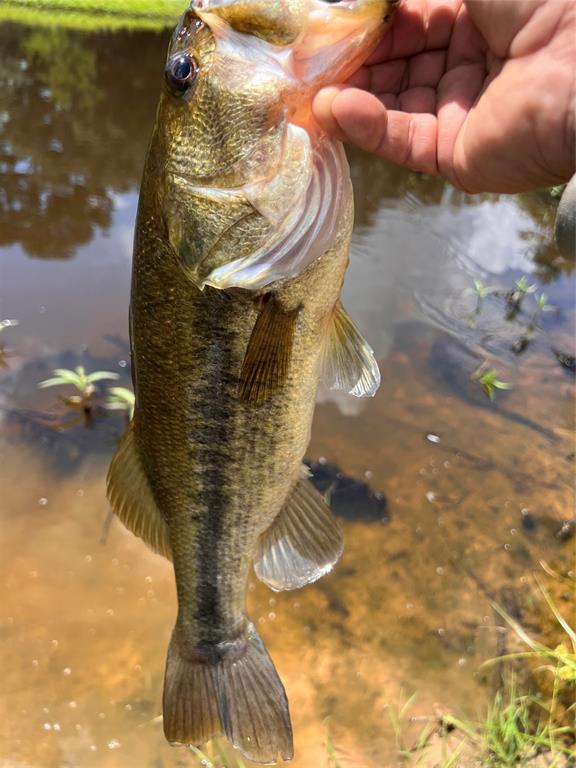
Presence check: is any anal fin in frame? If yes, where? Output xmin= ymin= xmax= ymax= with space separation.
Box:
xmin=240 ymin=295 xmax=299 ymax=403
xmin=106 ymin=421 xmax=172 ymax=560
xmin=322 ymin=301 xmax=381 ymax=397
xmin=254 ymin=469 xmax=343 ymax=592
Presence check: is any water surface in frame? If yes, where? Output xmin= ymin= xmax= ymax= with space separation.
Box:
xmin=0 ymin=22 xmax=574 ymax=768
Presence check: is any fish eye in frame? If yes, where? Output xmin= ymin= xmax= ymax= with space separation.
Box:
xmin=165 ymin=53 xmax=198 ymax=96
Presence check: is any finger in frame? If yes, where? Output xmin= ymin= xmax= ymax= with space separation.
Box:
xmin=397 ymin=87 xmax=437 ymax=114
xmin=374 ymin=109 xmax=439 ymax=174
xmin=368 ymin=50 xmax=446 ymax=94
xmin=369 ymin=59 xmax=407 ymax=94
xmin=312 ymin=85 xmax=349 ymax=141
xmin=436 ymin=63 xmax=487 ymax=186
xmin=407 ymin=50 xmax=447 ymax=88
xmin=367 ymin=0 xmax=462 ymax=63
xmin=446 ymin=2 xmax=488 ymax=67
xmin=321 ymin=88 xmax=439 ymax=175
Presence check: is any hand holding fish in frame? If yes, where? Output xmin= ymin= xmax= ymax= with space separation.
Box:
xmin=313 ymin=0 xmax=575 ymax=193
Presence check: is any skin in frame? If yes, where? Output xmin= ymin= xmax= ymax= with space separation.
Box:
xmin=313 ymin=0 xmax=576 ymax=193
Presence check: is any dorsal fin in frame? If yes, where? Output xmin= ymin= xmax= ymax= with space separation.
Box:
xmin=239 ymin=296 xmax=300 ymax=403
xmin=322 ymin=302 xmax=381 ymax=397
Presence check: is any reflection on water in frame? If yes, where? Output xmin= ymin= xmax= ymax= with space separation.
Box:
xmin=1 ymin=21 xmax=574 ymax=768
xmin=0 ymin=24 xmax=165 ymax=259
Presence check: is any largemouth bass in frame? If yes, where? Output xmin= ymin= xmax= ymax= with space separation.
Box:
xmin=107 ymin=0 xmax=396 ymax=762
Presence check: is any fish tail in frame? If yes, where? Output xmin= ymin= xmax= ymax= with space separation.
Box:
xmin=163 ymin=623 xmax=293 ymax=764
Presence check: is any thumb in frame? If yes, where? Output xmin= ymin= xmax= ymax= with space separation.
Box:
xmin=313 ymin=86 xmax=439 ymax=176
xmin=313 ymin=86 xmax=388 ymax=152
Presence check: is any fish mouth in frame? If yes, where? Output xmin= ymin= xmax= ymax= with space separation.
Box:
xmin=191 ymin=0 xmax=394 ymax=86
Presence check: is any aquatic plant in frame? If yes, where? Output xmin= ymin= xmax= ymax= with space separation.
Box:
xmin=514 ymin=276 xmax=538 ymax=297
xmin=106 ymin=386 xmax=135 ymax=420
xmin=471 ymin=279 xmax=497 ymax=314
xmin=472 ymin=362 xmax=511 ymax=402
xmin=472 ymin=279 xmax=495 ymax=299
xmin=39 ymin=366 xmax=119 ymax=418
xmin=504 ymin=276 xmax=537 ymax=320
xmin=533 ymin=293 xmax=556 ymax=315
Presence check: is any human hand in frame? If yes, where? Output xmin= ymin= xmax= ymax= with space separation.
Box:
xmin=313 ymin=0 xmax=575 ymax=193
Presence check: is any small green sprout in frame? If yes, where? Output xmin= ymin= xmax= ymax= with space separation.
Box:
xmin=504 ymin=276 xmax=537 ymax=320
xmin=106 ymin=386 xmax=135 ymax=420
xmin=472 ymin=362 xmax=511 ymax=401
xmin=534 ymin=292 xmax=556 ymax=313
xmin=39 ymin=366 xmax=119 ymax=417
xmin=473 ymin=279 xmax=497 ymax=299
xmin=470 ymin=279 xmax=498 ymax=315
xmin=515 ymin=276 xmax=537 ymax=295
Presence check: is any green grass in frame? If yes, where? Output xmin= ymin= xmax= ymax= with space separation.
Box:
xmin=445 ymin=680 xmax=575 ymax=767
xmin=0 ymin=0 xmax=186 ymax=30
xmin=379 ymin=576 xmax=576 ymax=767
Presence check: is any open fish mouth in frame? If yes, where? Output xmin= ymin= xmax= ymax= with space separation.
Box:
xmin=187 ymin=0 xmax=394 ymax=87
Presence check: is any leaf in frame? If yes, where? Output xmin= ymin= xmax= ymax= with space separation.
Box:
xmin=534 ymin=575 xmax=576 ymax=648
xmin=489 ymin=600 xmax=543 ymax=652
xmin=106 ymin=387 xmax=135 ymax=417
xmin=38 ymin=377 xmax=73 ymax=389
xmin=47 ymin=368 xmax=84 ymax=386
xmin=400 ymin=691 xmax=419 ymax=719
xmin=85 ymin=370 xmax=120 ymax=383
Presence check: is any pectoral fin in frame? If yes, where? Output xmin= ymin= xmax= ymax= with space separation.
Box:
xmin=322 ymin=302 xmax=381 ymax=397
xmin=106 ymin=421 xmax=172 ymax=560
xmin=254 ymin=469 xmax=343 ymax=592
xmin=239 ymin=296 xmax=300 ymax=403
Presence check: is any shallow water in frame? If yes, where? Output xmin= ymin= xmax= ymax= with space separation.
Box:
xmin=0 ymin=22 xmax=574 ymax=768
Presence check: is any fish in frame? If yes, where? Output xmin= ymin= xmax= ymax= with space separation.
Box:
xmin=106 ymin=0 xmax=396 ymax=762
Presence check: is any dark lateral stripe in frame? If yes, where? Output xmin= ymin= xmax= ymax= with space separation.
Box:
xmin=191 ymin=296 xmax=239 ymax=642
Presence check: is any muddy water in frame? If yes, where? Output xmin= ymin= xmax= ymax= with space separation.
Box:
xmin=0 ymin=22 xmax=574 ymax=768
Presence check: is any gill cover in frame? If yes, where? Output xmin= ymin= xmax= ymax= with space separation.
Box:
xmin=182 ymin=0 xmax=392 ymax=292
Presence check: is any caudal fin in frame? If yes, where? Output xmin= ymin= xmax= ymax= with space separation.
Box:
xmin=163 ymin=624 xmax=293 ymax=764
